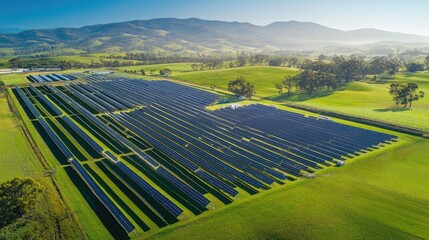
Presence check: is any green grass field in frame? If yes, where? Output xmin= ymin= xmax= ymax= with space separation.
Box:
xmin=0 ymin=93 xmax=42 ymax=181
xmin=116 ymin=62 xmax=198 ymax=75
xmin=150 ymin=136 xmax=429 ymax=240
xmin=174 ymin=66 xmax=299 ymax=96
xmin=280 ymin=73 xmax=429 ymax=132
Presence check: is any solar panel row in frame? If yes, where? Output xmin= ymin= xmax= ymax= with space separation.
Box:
xmin=70 ymin=159 xmax=135 ymax=233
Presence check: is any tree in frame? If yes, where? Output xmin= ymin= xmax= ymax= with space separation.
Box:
xmin=297 ymin=70 xmax=318 ymax=97
xmin=425 ymin=55 xmax=429 ymax=70
xmin=282 ymin=75 xmax=299 ymax=97
xmin=389 ymin=83 xmax=425 ymax=108
xmin=140 ymin=69 xmax=145 ymax=75
xmin=275 ymin=83 xmax=284 ymax=98
xmin=268 ymin=58 xmax=283 ymax=66
xmin=333 ymin=55 xmax=367 ymax=82
xmin=0 ymin=80 xmax=5 ymax=93
xmin=406 ymin=62 xmax=425 ymax=73
xmin=0 ymin=177 xmax=43 ymax=228
xmin=236 ymin=54 xmax=247 ymax=67
xmin=191 ymin=64 xmax=199 ymax=71
xmin=228 ymin=76 xmax=255 ymax=99
xmin=163 ymin=68 xmax=172 ymax=76
xmin=369 ymin=56 xmax=389 ymax=76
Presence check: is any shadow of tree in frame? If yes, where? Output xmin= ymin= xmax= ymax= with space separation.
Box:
xmin=266 ymin=89 xmax=339 ymax=102
xmin=373 ymin=107 xmax=411 ymax=112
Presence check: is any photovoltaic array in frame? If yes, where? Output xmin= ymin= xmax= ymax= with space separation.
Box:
xmin=13 ymin=74 xmax=397 ymax=235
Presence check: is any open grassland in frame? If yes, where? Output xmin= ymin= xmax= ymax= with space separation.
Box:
xmin=0 ymin=92 xmax=42 ymax=181
xmin=174 ymin=66 xmax=299 ymax=96
xmin=150 ymin=136 xmax=429 ymax=240
xmin=282 ymin=73 xmax=429 ymax=132
xmin=116 ymin=62 xmax=198 ymax=75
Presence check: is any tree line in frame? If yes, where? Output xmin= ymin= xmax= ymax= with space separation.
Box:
xmin=276 ymin=55 xmax=429 ymax=98
xmin=8 ymin=57 xmax=139 ymax=69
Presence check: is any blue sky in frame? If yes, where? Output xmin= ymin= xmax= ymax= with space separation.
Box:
xmin=1 ymin=0 xmax=428 ymax=36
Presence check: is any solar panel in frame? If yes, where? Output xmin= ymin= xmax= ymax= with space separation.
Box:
xmin=70 ymin=159 xmax=135 ymax=233
xmin=116 ymin=162 xmax=183 ymax=217
xmin=196 ymin=170 xmax=238 ymax=197
xmin=61 ymin=116 xmax=104 ymax=153
xmin=15 ymin=86 xmax=41 ymax=118
xmin=157 ymin=167 xmax=210 ymax=207
xmin=29 ymin=85 xmax=63 ymax=116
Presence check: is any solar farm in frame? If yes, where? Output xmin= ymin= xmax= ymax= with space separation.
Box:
xmin=11 ymin=74 xmax=398 ymax=238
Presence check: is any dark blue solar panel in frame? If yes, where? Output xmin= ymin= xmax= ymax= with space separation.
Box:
xmin=15 ymin=86 xmax=41 ymax=118
xmin=158 ymin=167 xmax=210 ymax=207
xmin=71 ymin=160 xmax=135 ymax=233
xmin=116 ymin=162 xmax=183 ymax=217
xmin=61 ymin=116 xmax=104 ymax=153
xmin=196 ymin=170 xmax=238 ymax=197
xmin=30 ymin=85 xmax=63 ymax=116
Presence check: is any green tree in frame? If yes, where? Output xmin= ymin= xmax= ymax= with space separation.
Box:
xmin=275 ymin=83 xmax=284 ymax=99
xmin=228 ymin=76 xmax=255 ymax=99
xmin=191 ymin=64 xmax=199 ymax=71
xmin=406 ymin=62 xmax=425 ymax=73
xmin=140 ymin=69 xmax=146 ymax=75
xmin=0 ymin=177 xmax=43 ymax=228
xmin=164 ymin=68 xmax=172 ymax=76
xmin=425 ymin=55 xmax=429 ymax=70
xmin=389 ymin=83 xmax=425 ymax=108
xmin=282 ymin=75 xmax=299 ymax=97
xmin=333 ymin=55 xmax=367 ymax=82
xmin=297 ymin=70 xmax=318 ymax=97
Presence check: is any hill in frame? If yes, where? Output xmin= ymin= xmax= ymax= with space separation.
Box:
xmin=1 ymin=18 xmax=429 ymax=54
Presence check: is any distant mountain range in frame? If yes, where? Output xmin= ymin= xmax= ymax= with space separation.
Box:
xmin=1 ymin=18 xmax=429 ymax=54
xmin=0 ymin=28 xmax=25 ymax=34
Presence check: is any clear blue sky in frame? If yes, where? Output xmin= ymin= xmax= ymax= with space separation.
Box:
xmin=1 ymin=0 xmax=428 ymax=36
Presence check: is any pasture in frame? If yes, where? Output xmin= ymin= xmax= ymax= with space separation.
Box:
xmin=283 ymin=74 xmax=429 ymax=132
xmin=174 ymin=66 xmax=299 ymax=96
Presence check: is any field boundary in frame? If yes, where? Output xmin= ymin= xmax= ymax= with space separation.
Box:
xmin=283 ymin=102 xmax=427 ymax=137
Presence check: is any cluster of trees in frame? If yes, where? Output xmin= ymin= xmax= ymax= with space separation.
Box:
xmin=8 ymin=57 xmax=138 ymax=69
xmin=276 ymin=55 xmax=429 ymax=98
xmin=280 ymin=55 xmax=367 ymax=97
xmin=227 ymin=76 xmax=255 ymax=99
xmin=123 ymin=68 xmax=172 ymax=76
xmin=233 ymin=53 xmax=300 ymax=68
xmin=0 ymin=177 xmax=44 ymax=239
xmin=191 ymin=59 xmax=224 ymax=71
xmin=389 ymin=83 xmax=425 ymax=108
xmin=115 ymin=53 xmax=236 ymax=65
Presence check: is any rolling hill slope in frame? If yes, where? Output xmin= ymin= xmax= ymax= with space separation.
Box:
xmin=1 ymin=18 xmax=429 ymax=54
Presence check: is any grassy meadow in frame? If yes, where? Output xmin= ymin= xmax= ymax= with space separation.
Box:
xmin=278 ymin=73 xmax=429 ymax=132
xmin=174 ymin=66 xmax=299 ymax=96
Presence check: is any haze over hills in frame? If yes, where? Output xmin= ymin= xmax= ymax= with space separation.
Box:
xmin=0 ymin=28 xmax=25 ymax=34
xmin=1 ymin=18 xmax=429 ymax=54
